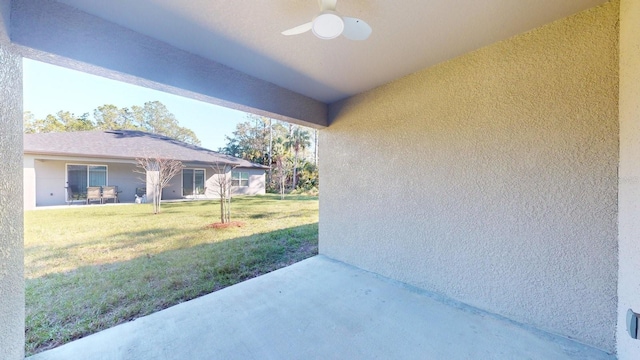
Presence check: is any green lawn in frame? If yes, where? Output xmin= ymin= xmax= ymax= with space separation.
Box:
xmin=24 ymin=195 xmax=319 ymax=356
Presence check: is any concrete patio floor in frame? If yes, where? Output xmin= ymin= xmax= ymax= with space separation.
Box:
xmin=28 ymin=256 xmax=614 ymax=360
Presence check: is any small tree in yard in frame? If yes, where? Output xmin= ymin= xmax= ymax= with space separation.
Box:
xmin=271 ymin=140 xmax=292 ymax=200
xmin=134 ymin=157 xmax=184 ymax=214
xmin=210 ymin=163 xmax=233 ymax=223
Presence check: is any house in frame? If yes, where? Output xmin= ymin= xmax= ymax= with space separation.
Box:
xmin=23 ymin=130 xmax=267 ymax=208
xmin=2 ymin=0 xmax=640 ymax=359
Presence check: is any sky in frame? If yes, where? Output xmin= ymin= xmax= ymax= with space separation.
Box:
xmin=23 ymin=58 xmax=250 ymax=151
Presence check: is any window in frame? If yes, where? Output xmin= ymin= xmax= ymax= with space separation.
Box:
xmin=231 ymin=171 xmax=249 ymax=187
xmin=183 ymin=169 xmax=205 ymax=196
xmin=66 ymin=164 xmax=108 ymax=199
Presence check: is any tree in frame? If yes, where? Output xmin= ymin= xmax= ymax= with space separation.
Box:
xmin=222 ymin=115 xmax=290 ymax=165
xmin=210 ymin=163 xmax=233 ymax=223
xmin=23 ymin=110 xmax=94 ymax=133
xmin=220 ymin=117 xmax=318 ymax=193
xmin=23 ymin=111 xmax=37 ymax=133
xmin=298 ymin=161 xmax=319 ymax=192
xmin=134 ymin=157 xmax=184 ymax=214
xmin=285 ymin=127 xmax=311 ymax=189
xmin=24 ymin=101 xmax=201 ymax=146
xmin=130 ymin=101 xmax=201 ymax=145
xmin=94 ymin=104 xmax=138 ymax=130
xmin=271 ymin=138 xmax=292 ymax=199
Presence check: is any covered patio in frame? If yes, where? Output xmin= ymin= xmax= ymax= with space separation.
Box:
xmin=28 ymin=256 xmax=612 ymax=360
xmin=2 ymin=0 xmax=640 ymax=359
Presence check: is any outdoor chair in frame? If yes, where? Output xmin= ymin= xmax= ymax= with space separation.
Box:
xmin=86 ymin=186 xmax=102 ymax=204
xmin=65 ymin=186 xmax=82 ymax=205
xmin=101 ymin=186 xmax=118 ymax=203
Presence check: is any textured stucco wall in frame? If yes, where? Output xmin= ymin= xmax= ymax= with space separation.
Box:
xmin=33 ymin=159 xmax=65 ymax=206
xmin=0 ymin=0 xmax=9 ymax=43
xmin=232 ymin=169 xmax=266 ymax=196
xmin=321 ymin=2 xmax=619 ymax=352
xmin=0 ymin=44 xmax=25 ymax=359
xmin=30 ymin=159 xmax=142 ymax=206
xmin=617 ymin=0 xmax=640 ymax=358
xmin=10 ymin=0 xmax=327 ymax=129
xmin=24 ymin=155 xmax=36 ymax=209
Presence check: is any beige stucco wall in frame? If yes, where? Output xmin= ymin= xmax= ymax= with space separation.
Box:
xmin=321 ymin=1 xmax=619 ymax=352
xmin=231 ymin=168 xmax=266 ymax=196
xmin=23 ymin=155 xmax=36 ymax=209
xmin=160 ymin=166 xmax=265 ymax=200
xmin=617 ymin=0 xmax=640 ymax=358
xmin=0 ymin=43 xmax=25 ymax=359
xmin=28 ymin=157 xmax=144 ymax=206
xmin=33 ymin=158 xmax=65 ymax=206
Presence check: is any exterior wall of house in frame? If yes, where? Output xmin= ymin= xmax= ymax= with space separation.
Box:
xmin=204 ymin=169 xmax=224 ymax=198
xmin=617 ymin=0 xmax=640 ymax=358
xmin=162 ymin=166 xmax=266 ymax=200
xmin=106 ymin=162 xmax=145 ymax=203
xmin=33 ymin=158 xmax=65 ymax=206
xmin=26 ymin=159 xmax=267 ymax=206
xmin=321 ymin=2 xmax=618 ymax=352
xmin=231 ymin=168 xmax=266 ymax=196
xmin=29 ymin=158 xmax=144 ymax=206
xmin=0 ymin=41 xmax=25 ymax=359
xmin=24 ymin=155 xmax=36 ymax=209
xmin=162 ymin=171 xmax=185 ymax=200
xmin=162 ymin=180 xmax=183 ymax=200
xmin=162 ymin=167 xmax=266 ymax=200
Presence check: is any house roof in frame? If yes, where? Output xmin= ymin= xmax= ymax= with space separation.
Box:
xmin=24 ymin=130 xmax=269 ymax=169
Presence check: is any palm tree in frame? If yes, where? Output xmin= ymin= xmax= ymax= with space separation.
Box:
xmin=285 ymin=127 xmax=311 ymax=189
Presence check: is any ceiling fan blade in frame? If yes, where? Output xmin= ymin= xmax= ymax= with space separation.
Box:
xmin=342 ymin=17 xmax=372 ymax=40
xmin=318 ymin=0 xmax=338 ymax=11
xmin=282 ymin=22 xmax=313 ymax=36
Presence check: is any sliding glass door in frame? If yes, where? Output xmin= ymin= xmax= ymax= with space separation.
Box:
xmin=66 ymin=164 xmax=108 ymax=199
xmin=183 ymin=169 xmax=205 ymax=196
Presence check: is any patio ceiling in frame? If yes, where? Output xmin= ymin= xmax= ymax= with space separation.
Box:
xmin=50 ymin=0 xmax=607 ymax=104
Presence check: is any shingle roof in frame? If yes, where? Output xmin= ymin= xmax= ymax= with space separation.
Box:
xmin=24 ymin=130 xmax=268 ymax=169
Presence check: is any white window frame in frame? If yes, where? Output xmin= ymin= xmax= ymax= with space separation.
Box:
xmin=65 ymin=163 xmax=109 ymax=200
xmin=182 ymin=168 xmax=206 ymax=196
xmin=231 ymin=171 xmax=249 ymax=187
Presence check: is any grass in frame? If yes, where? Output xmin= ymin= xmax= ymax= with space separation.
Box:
xmin=24 ymin=194 xmax=319 ymax=356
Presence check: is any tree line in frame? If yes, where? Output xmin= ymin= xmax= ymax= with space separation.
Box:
xmin=221 ymin=115 xmax=319 ymax=196
xmin=23 ymin=101 xmax=200 ymax=145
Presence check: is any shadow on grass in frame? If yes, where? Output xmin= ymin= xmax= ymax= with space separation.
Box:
xmin=25 ymin=223 xmax=318 ymax=356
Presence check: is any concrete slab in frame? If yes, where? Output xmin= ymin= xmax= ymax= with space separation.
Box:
xmin=28 ymin=256 xmax=614 ymax=360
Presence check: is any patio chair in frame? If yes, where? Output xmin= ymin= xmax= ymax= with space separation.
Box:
xmin=65 ymin=186 xmax=82 ymax=205
xmin=102 ymin=186 xmax=118 ymax=203
xmin=86 ymin=186 xmax=102 ymax=204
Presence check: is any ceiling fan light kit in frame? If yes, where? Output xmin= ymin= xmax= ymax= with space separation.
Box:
xmin=282 ymin=0 xmax=371 ymax=41
xmin=312 ymin=12 xmax=344 ymax=39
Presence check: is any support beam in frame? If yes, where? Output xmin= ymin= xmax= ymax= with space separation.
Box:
xmin=10 ymin=0 xmax=328 ymax=128
xmin=0 ymin=42 xmax=25 ymax=360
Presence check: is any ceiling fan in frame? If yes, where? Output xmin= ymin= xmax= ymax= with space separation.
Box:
xmin=281 ymin=0 xmax=372 ymax=40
